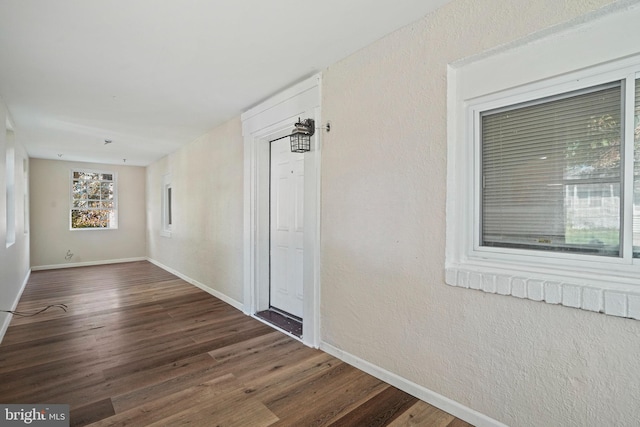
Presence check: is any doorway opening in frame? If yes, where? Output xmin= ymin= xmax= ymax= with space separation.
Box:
xmin=257 ymin=135 xmax=305 ymax=337
xmin=241 ymin=74 xmax=321 ymax=347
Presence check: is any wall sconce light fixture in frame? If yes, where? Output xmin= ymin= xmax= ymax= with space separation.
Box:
xmin=270 ymin=117 xmax=328 ymax=153
xmin=290 ymin=118 xmax=315 ymax=153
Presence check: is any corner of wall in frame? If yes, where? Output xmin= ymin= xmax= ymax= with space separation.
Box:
xmin=0 ymin=268 xmax=31 ymax=344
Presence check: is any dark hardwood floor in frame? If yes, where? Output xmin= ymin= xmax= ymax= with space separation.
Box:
xmin=0 ymin=261 xmax=473 ymax=426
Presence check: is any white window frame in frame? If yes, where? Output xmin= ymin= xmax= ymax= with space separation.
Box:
xmin=446 ymin=5 xmax=640 ymax=320
xmin=160 ymin=173 xmax=172 ymax=237
xmin=69 ymin=169 xmax=118 ymax=230
xmin=23 ymin=158 xmax=29 ymax=235
xmin=5 ymin=128 xmax=15 ymax=247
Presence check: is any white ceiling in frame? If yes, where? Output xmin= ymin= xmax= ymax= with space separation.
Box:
xmin=0 ymin=0 xmax=450 ymax=166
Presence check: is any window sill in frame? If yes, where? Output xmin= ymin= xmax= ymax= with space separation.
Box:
xmin=445 ymin=261 xmax=640 ymax=320
xmin=70 ymin=228 xmax=118 ymax=231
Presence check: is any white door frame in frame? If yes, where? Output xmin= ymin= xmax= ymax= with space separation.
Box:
xmin=241 ymin=74 xmax=321 ymax=347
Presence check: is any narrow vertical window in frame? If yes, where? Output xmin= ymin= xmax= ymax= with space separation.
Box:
xmin=161 ymin=173 xmax=172 ymax=237
xmin=167 ymin=186 xmax=172 ymax=226
xmin=5 ymin=129 xmax=15 ymax=247
xmin=23 ymin=158 xmax=28 ymax=235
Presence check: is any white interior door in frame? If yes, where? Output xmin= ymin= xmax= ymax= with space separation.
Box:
xmin=269 ymin=137 xmax=304 ymax=318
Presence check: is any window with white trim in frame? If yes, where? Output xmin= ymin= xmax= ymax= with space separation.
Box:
xmin=5 ymin=130 xmax=15 ymax=247
xmin=160 ymin=173 xmax=172 ymax=237
xmin=23 ymin=159 xmax=29 ymax=235
xmin=447 ymin=49 xmax=640 ymax=319
xmin=70 ymin=170 xmax=117 ymax=229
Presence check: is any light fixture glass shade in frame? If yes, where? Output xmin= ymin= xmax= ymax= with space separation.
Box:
xmin=290 ymin=133 xmax=310 ymax=153
xmin=290 ymin=119 xmax=314 ymax=153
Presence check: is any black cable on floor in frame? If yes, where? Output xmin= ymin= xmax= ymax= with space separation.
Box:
xmin=0 ymin=304 xmax=68 ymax=317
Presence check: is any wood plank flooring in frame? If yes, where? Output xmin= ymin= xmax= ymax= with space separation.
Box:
xmin=0 ymin=261 xmax=473 ymax=426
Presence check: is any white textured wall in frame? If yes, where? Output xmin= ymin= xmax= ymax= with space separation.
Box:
xmin=0 ymin=96 xmax=30 ymax=340
xmin=146 ymin=117 xmax=244 ymax=303
xmin=320 ymin=1 xmax=639 ymax=426
xmin=30 ymin=159 xmax=146 ymax=268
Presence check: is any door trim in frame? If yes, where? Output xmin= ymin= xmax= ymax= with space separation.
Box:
xmin=241 ymin=74 xmax=321 ymax=347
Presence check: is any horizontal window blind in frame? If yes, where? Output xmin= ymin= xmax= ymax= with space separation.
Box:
xmin=481 ymin=83 xmax=623 ymax=256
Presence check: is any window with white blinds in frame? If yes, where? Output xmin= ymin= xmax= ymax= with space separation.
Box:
xmin=447 ymin=22 xmax=640 ymax=318
xmin=481 ymin=82 xmax=624 ymax=256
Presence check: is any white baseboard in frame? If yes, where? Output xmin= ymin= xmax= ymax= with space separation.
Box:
xmin=320 ymin=342 xmax=507 ymax=427
xmin=0 ymin=268 xmax=31 ymax=345
xmin=146 ymin=258 xmax=244 ymax=312
xmin=31 ymin=257 xmax=147 ymax=271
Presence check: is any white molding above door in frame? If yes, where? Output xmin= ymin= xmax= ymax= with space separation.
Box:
xmin=241 ymin=74 xmax=322 ymax=348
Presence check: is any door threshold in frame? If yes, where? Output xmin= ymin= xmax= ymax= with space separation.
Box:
xmin=256 ymin=308 xmax=302 ymax=338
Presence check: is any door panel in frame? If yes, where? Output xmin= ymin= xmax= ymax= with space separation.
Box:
xmin=294 ymin=158 xmax=304 ymax=232
xmin=270 ymin=138 xmax=304 ymax=318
